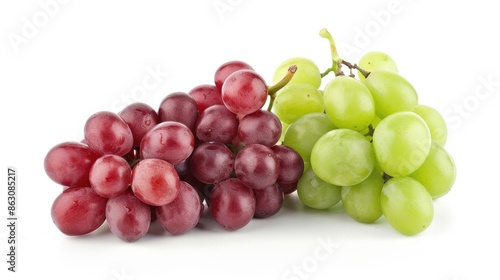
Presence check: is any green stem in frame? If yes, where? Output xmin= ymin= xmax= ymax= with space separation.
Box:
xmin=319 ymin=28 xmax=342 ymax=76
xmin=267 ymin=65 xmax=297 ymax=111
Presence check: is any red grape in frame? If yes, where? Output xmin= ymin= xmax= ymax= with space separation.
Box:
xmin=140 ymin=121 xmax=195 ymax=165
xmin=190 ymin=142 xmax=234 ymax=184
xmin=234 ymin=144 xmax=280 ymax=190
xmin=158 ymin=92 xmax=199 ymax=133
xmin=106 ymin=189 xmax=151 ymax=242
xmin=89 ymin=154 xmax=131 ymax=198
xmin=238 ymin=110 xmax=282 ymax=147
xmin=221 ymin=69 xmax=268 ymax=117
xmin=195 ymin=104 xmax=239 ymax=144
xmin=84 ymin=111 xmax=134 ymax=156
xmin=210 ymin=178 xmax=255 ymax=230
xmin=253 ymin=183 xmax=284 ymax=218
xmin=214 ymin=60 xmax=254 ymax=91
xmin=131 ymin=158 xmax=180 ymax=206
xmin=188 ymin=84 xmax=223 ymax=114
xmin=155 ymin=181 xmax=202 ymax=235
xmin=118 ymin=102 xmax=159 ymax=147
xmin=271 ymin=145 xmax=305 ymax=184
xmin=44 ymin=141 xmax=99 ymax=188
xmin=51 ymin=187 xmax=108 ymax=236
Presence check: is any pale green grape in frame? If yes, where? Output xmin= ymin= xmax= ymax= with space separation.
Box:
xmin=323 ymin=76 xmax=376 ymax=131
xmin=381 ymin=177 xmax=434 ymax=235
xmin=363 ymin=69 xmax=418 ymax=118
xmin=341 ymin=168 xmax=384 ymax=223
xmin=415 ymin=105 xmax=448 ymax=145
xmin=297 ymin=168 xmax=342 ymax=209
xmin=410 ymin=141 xmax=456 ymax=198
xmin=373 ymin=111 xmax=431 ymax=177
xmin=311 ymin=129 xmax=375 ymax=187
xmin=273 ymin=84 xmax=324 ymax=125
xmin=357 ymin=51 xmax=398 ymax=82
xmin=272 ymin=57 xmax=321 ymax=88
xmin=283 ymin=113 xmax=335 ymax=163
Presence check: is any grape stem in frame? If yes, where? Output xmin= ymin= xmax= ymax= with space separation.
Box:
xmin=267 ymin=65 xmax=297 ymax=111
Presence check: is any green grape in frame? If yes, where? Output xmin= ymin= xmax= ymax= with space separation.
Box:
xmin=323 ymin=76 xmax=376 ymax=131
xmin=373 ymin=111 xmax=431 ymax=177
xmin=363 ymin=69 xmax=418 ymax=118
xmin=273 ymin=84 xmax=324 ymax=124
xmin=341 ymin=168 xmax=384 ymax=223
xmin=357 ymin=51 xmax=398 ymax=82
xmin=297 ymin=168 xmax=342 ymax=209
xmin=410 ymin=141 xmax=456 ymax=198
xmin=381 ymin=177 xmax=434 ymax=235
xmin=273 ymin=57 xmax=321 ymax=88
xmin=311 ymin=129 xmax=375 ymax=187
xmin=283 ymin=112 xmax=335 ymax=163
xmin=415 ymin=105 xmax=448 ymax=145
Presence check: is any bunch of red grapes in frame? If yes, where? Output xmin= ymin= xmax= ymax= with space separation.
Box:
xmin=44 ymin=61 xmax=304 ymax=242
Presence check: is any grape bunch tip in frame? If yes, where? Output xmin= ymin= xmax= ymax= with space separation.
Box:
xmin=44 ymin=28 xmax=456 ymax=241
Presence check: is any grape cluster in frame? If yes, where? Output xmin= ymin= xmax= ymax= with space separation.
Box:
xmin=44 ymin=61 xmax=305 ymax=242
xmin=276 ymin=29 xmax=456 ymax=235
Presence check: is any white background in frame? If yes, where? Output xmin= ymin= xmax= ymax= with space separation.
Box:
xmin=1 ymin=0 xmax=499 ymax=279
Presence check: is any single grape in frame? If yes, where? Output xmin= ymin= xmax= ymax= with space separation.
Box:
xmin=238 ymin=110 xmax=282 ymax=147
xmin=253 ymin=183 xmax=284 ymax=218
xmin=158 ymin=92 xmax=199 ymax=133
xmin=214 ymin=60 xmax=254 ymax=91
xmin=190 ymin=142 xmax=234 ymax=184
xmin=156 ymin=181 xmax=202 ymax=235
xmin=311 ymin=129 xmax=375 ymax=187
xmin=89 ymin=154 xmax=131 ymax=198
xmin=272 ymin=84 xmax=324 ymax=124
xmin=323 ymin=76 xmax=375 ymax=131
xmin=283 ymin=112 xmax=335 ymax=163
xmin=118 ymin=102 xmax=159 ymax=147
xmin=341 ymin=168 xmax=384 ymax=223
xmin=210 ymin=178 xmax=256 ymax=230
xmin=130 ymin=158 xmax=180 ymax=206
xmin=363 ymin=69 xmax=418 ymax=118
xmin=188 ymin=84 xmax=223 ymax=114
xmin=221 ymin=69 xmax=268 ymax=117
xmin=106 ymin=189 xmax=151 ymax=242
xmin=381 ymin=177 xmax=434 ymax=235
xmin=410 ymin=141 xmax=456 ymax=198
xmin=414 ymin=104 xmax=448 ymax=145
xmin=195 ymin=104 xmax=239 ymax=144
xmin=279 ymin=182 xmax=298 ymax=195
xmin=272 ymin=57 xmax=321 ymax=88
xmin=51 ymin=187 xmax=108 ymax=236
xmin=44 ymin=141 xmax=99 ymax=188
xmin=357 ymin=51 xmax=398 ymax=82
xmin=234 ymin=144 xmax=280 ymax=190
xmin=140 ymin=121 xmax=195 ymax=165
xmin=84 ymin=111 xmax=134 ymax=156
xmin=297 ymin=168 xmax=342 ymax=210
xmin=373 ymin=111 xmax=432 ymax=177
xmin=271 ymin=145 xmax=304 ymax=185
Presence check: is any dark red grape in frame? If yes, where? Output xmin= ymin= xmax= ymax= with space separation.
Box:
xmin=158 ymin=92 xmax=199 ymax=133
xmin=195 ymin=104 xmax=239 ymax=144
xmin=155 ymin=181 xmax=202 ymax=235
xmin=234 ymin=144 xmax=280 ymax=189
xmin=221 ymin=69 xmax=268 ymax=117
xmin=131 ymin=158 xmax=180 ymax=206
xmin=210 ymin=178 xmax=255 ymax=230
xmin=89 ymin=154 xmax=131 ymax=198
xmin=271 ymin=145 xmax=305 ymax=184
xmin=84 ymin=111 xmax=134 ymax=156
xmin=140 ymin=121 xmax=195 ymax=165
xmin=253 ymin=183 xmax=284 ymax=218
xmin=106 ymin=189 xmax=151 ymax=242
xmin=190 ymin=142 xmax=234 ymax=184
xmin=44 ymin=141 xmax=99 ymax=188
xmin=51 ymin=187 xmax=108 ymax=236
xmin=118 ymin=102 xmax=159 ymax=147
xmin=238 ymin=110 xmax=282 ymax=147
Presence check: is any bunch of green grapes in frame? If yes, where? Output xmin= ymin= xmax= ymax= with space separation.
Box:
xmin=272 ymin=31 xmax=456 ymax=235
